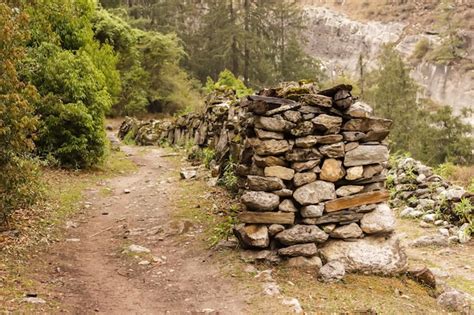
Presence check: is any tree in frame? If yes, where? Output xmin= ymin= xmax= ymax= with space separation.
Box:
xmin=0 ymin=2 xmax=41 ymax=223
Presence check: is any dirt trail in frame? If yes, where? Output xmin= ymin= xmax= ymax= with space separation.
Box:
xmin=40 ymin=135 xmax=250 ymax=314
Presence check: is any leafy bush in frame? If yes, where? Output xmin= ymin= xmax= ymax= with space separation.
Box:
xmin=435 ymin=162 xmax=456 ymax=178
xmin=205 ymin=70 xmax=253 ymax=98
xmin=218 ymin=158 xmax=239 ymax=193
xmin=0 ymin=3 xmax=41 ymax=223
xmin=453 ymin=198 xmax=473 ymax=236
xmin=412 ymin=38 xmax=431 ymax=60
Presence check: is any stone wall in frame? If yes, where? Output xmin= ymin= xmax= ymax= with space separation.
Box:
xmin=118 ymin=82 xmax=408 ymax=277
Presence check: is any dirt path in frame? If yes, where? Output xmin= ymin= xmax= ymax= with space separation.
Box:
xmin=37 ymin=136 xmax=250 ymax=314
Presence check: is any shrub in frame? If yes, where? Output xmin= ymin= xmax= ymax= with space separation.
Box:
xmin=205 ymin=70 xmax=253 ymax=98
xmin=412 ymin=38 xmax=431 ymax=60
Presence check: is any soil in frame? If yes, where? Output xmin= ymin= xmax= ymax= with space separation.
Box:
xmin=25 ymin=136 xmax=251 ymax=314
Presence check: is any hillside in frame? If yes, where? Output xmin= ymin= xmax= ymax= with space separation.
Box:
xmin=300 ymin=0 xmax=474 ymax=120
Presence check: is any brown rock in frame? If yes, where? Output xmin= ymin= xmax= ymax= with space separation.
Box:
xmin=300 ymin=204 xmax=324 ymax=218
xmin=233 ymin=224 xmax=269 ymax=249
xmin=238 ymin=211 xmax=295 ymax=224
xmin=255 ymin=128 xmax=284 ymax=140
xmin=345 ymin=142 xmax=359 ymax=152
xmin=312 ymin=114 xmax=343 ymax=134
xmin=345 ymin=101 xmax=373 ymax=118
xmin=290 ymin=121 xmax=314 ymax=137
xmin=316 ymin=134 xmax=344 ymax=144
xmin=342 ymin=117 xmax=392 ymax=133
xmin=301 ymin=94 xmax=332 ymax=107
xmin=308 ymin=211 xmax=364 ymax=224
xmin=278 ymin=243 xmax=318 ymax=257
xmin=294 ymin=172 xmax=317 ymax=187
xmin=407 ymin=265 xmax=436 ymax=289
xmin=254 ymin=116 xmax=295 ymax=132
xmin=253 ymin=155 xmax=287 ymax=168
xmin=264 ymin=166 xmax=295 ymax=180
xmin=268 ymin=224 xmax=285 ymax=236
xmin=283 ymin=110 xmax=302 ymax=123
xmin=286 ymin=256 xmax=323 ymax=269
xmin=363 ymin=164 xmax=384 ymax=179
xmin=241 ymin=191 xmax=280 ymax=211
xmin=342 ymin=132 xmax=366 ymax=142
xmin=345 ymin=166 xmax=364 ymax=180
xmin=295 ymin=135 xmax=318 ymax=148
xmin=285 ymin=148 xmax=322 ymax=162
xmin=325 ymin=191 xmax=390 ymax=212
xmin=293 ymin=181 xmax=336 ymax=205
xmin=279 ymin=199 xmax=298 ymax=213
xmin=320 ymin=159 xmax=345 ymax=182
xmin=336 ymin=185 xmax=364 ymax=197
xmin=253 ymin=139 xmax=292 ymax=156
xmin=291 ymin=160 xmax=321 ymax=172
xmin=247 ymin=176 xmax=285 ymax=192
xmin=319 ymin=142 xmax=345 ymax=158
xmin=344 ymin=145 xmax=389 ymax=167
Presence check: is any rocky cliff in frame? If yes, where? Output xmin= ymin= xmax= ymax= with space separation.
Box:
xmin=302 ymin=4 xmax=473 ymax=122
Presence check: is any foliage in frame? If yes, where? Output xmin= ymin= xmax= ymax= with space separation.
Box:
xmin=205 ymin=70 xmax=253 ymax=98
xmin=218 ymin=158 xmax=238 ymax=193
xmin=365 ymin=45 xmax=473 ymax=166
xmin=453 ymin=198 xmax=473 ymax=235
xmin=323 ymin=74 xmax=361 ymax=97
xmin=202 ymin=148 xmax=216 ymax=169
xmin=412 ymin=38 xmax=431 ymax=61
xmin=435 ymin=162 xmax=456 ymax=178
xmin=0 ymin=3 xmax=42 ymax=223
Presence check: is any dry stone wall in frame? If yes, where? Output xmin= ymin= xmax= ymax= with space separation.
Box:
xmin=118 ymin=82 xmax=408 ymax=276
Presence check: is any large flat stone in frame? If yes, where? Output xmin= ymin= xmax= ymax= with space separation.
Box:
xmin=329 ymin=223 xmax=363 ymax=239
xmin=233 ymin=224 xmax=269 ymax=249
xmin=342 ymin=117 xmax=392 ymax=132
xmin=254 ymin=116 xmax=295 ymax=132
xmin=255 ymin=128 xmax=285 ymax=140
xmin=319 ymin=234 xmax=408 ymax=275
xmin=293 ymin=181 xmax=336 ymax=205
xmin=247 ymin=176 xmax=285 ymax=192
xmin=253 ymin=139 xmax=292 ymax=156
xmin=264 ymin=166 xmax=295 ymax=180
xmin=238 ymin=211 xmax=295 ymax=224
xmin=241 ymin=191 xmax=280 ymax=211
xmin=344 ymin=145 xmax=389 ymax=167
xmin=325 ymin=191 xmax=389 ymax=212
xmin=360 ymin=203 xmax=396 ymax=234
xmin=312 ymin=114 xmax=343 ymax=134
xmin=278 ymin=243 xmax=318 ymax=257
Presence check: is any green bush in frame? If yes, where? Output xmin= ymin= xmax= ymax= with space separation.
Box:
xmin=205 ymin=70 xmax=253 ymax=98
xmin=412 ymin=38 xmax=431 ymax=60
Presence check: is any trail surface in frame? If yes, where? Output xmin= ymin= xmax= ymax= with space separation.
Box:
xmin=39 ymin=135 xmax=249 ymax=314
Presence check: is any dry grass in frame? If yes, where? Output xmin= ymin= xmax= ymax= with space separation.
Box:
xmin=446 ymin=165 xmax=474 ymax=190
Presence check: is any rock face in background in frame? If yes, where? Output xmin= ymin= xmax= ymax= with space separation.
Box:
xmin=118 ymin=81 xmax=406 ymax=276
xmin=303 ymin=5 xmax=474 ymax=122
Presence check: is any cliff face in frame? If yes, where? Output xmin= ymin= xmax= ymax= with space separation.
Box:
xmin=302 ymin=4 xmax=474 ymax=122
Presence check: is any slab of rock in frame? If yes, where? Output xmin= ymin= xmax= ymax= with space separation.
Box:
xmin=315 ymin=134 xmax=344 ymax=144
xmin=253 ymin=139 xmax=292 ymax=156
xmin=241 ymin=191 xmax=280 ymax=211
xmin=254 ymin=155 xmax=287 ymax=168
xmin=291 ymin=121 xmax=314 ymax=137
xmin=301 ymin=93 xmax=333 ymax=107
xmin=273 ymin=189 xmax=293 ymax=197
xmin=320 ymin=159 xmax=345 ymax=182
xmin=264 ymin=166 xmax=295 ymax=180
xmin=239 ymin=212 xmax=295 ymax=225
xmin=319 ymin=234 xmax=408 ymax=275
xmin=180 ymin=169 xmax=197 ymax=180
xmin=278 ymin=243 xmax=318 ymax=257
xmin=255 ymin=128 xmax=285 ymax=140
xmin=344 ymin=142 xmax=359 ymax=152
xmin=295 ymin=135 xmax=318 ymax=148
xmin=330 ymin=223 xmax=363 ymax=239
xmin=346 ymin=166 xmax=364 ymax=180
xmin=360 ymin=203 xmax=395 ymax=234
xmin=291 ymin=160 xmax=320 ymax=172
xmin=285 ymin=148 xmax=321 ymax=162
xmin=293 ymin=181 xmax=336 ymax=205
xmin=342 ymin=117 xmax=392 ymax=133
xmin=300 ymin=205 xmax=324 ymax=218
xmin=336 ymin=185 xmax=364 ymax=197
xmin=286 ymin=256 xmax=322 ymax=269
xmin=268 ymin=224 xmax=285 ymax=236
xmin=312 ymin=114 xmax=343 ymax=134
xmin=279 ymin=199 xmax=298 ymax=213
xmin=294 ymin=172 xmax=317 ymax=187
xmin=254 ymin=116 xmax=295 ymax=132
xmin=247 ymin=176 xmax=285 ymax=192
xmin=342 ymin=131 xmax=366 ymax=142
xmin=265 ymin=103 xmax=301 ymax=116
xmin=325 ymin=191 xmax=390 ymax=212
xmin=233 ymin=224 xmax=269 ymax=249
xmin=306 ymin=210 xmax=364 ymax=224
xmin=283 ymin=110 xmax=302 ymax=123
xmin=345 ymin=101 xmax=373 ymax=118
xmin=275 ymin=225 xmax=328 ymax=245
xmin=363 ymin=164 xmax=384 ymax=178
xmin=319 ymin=142 xmax=345 ymax=158
xmin=344 ymin=145 xmax=389 ymax=167
xmin=406 ymin=265 xmax=436 ymax=289
xmin=410 ymin=235 xmax=449 ymax=247
xmin=318 ymin=261 xmax=346 ymax=283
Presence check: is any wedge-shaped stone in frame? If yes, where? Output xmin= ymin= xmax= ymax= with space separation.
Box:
xmin=255 ymin=128 xmax=284 ymax=140
xmin=264 ymin=166 xmax=295 ymax=180
xmin=336 ymin=185 xmax=364 ymax=197
xmin=342 ymin=132 xmax=366 ymax=142
xmin=241 ymin=191 xmax=280 ymax=211
xmin=285 ymin=148 xmax=321 ymax=162
xmin=342 ymin=117 xmax=392 ymax=132
xmin=255 ymin=116 xmax=295 ymax=132
xmin=344 ymin=145 xmax=389 ymax=167
xmin=279 ymin=199 xmax=298 ymax=212
xmin=325 ymin=191 xmax=390 ymax=213
xmin=312 ymin=114 xmax=342 ymax=134
xmin=319 ymin=142 xmax=345 ymax=158
xmin=278 ymin=243 xmax=318 ymax=257
xmin=247 ymin=176 xmax=285 ymax=192
xmin=345 ymin=101 xmax=373 ymax=118
xmin=275 ymin=225 xmax=328 ymax=245
xmin=253 ymin=139 xmax=291 ymax=156
xmin=253 ymin=155 xmax=287 ymax=168
xmin=238 ymin=211 xmax=295 ymax=224
xmin=293 ymin=181 xmax=336 ymax=205
xmin=233 ymin=224 xmax=269 ymax=249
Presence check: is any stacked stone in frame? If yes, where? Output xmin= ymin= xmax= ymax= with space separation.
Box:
xmin=389 ymin=157 xmax=473 ymax=243
xmin=233 ymin=82 xmax=403 ymax=272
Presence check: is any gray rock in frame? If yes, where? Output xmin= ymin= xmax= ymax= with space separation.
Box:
xmin=309 ymin=210 xmax=364 ymax=224
xmin=285 ymin=148 xmax=322 ymax=162
xmin=330 ymin=223 xmax=363 ymax=239
xmin=344 ymin=142 xmax=359 ymax=152
xmin=293 ymin=172 xmax=317 ymax=187
xmin=268 ymin=224 xmax=285 ymax=236
xmin=247 ymin=176 xmax=285 ymax=192
xmin=279 ymin=199 xmax=298 ymax=213
xmin=180 ymin=169 xmax=197 ymax=180
xmin=458 ymin=223 xmax=472 ymax=244
xmin=255 ymin=128 xmax=285 ymax=140
xmin=422 ymin=213 xmax=436 ymax=223
xmin=437 ymin=289 xmax=473 ymax=313
xmin=318 ymin=261 xmax=346 ymax=283
xmin=439 ymin=228 xmax=450 ymax=237
xmin=319 ymin=234 xmax=408 ymax=275
xmin=241 ymin=191 xmax=280 ymax=211
xmin=344 ymin=145 xmax=389 ymax=167
xmin=286 ymin=256 xmax=323 ymax=269
xmin=283 ymin=110 xmax=302 ymax=123
xmin=255 ymin=116 xmax=295 ymax=132
xmin=440 ymin=187 xmax=465 ymax=201
xmin=360 ymin=203 xmax=395 ymax=234
xmin=264 ymin=166 xmax=295 ymax=180
xmin=346 ymin=166 xmax=364 ymax=180
xmin=22 ymin=297 xmax=46 ymax=304
xmin=336 ymin=185 xmax=364 ymax=197
xmin=128 ymin=244 xmax=151 ymax=254
xmin=273 ymin=189 xmax=293 ymax=197
xmin=300 ymin=205 xmax=324 ymax=218
xmin=253 ymin=139 xmax=292 ymax=156
xmin=343 ymin=131 xmax=366 ymax=142
xmin=411 ymin=235 xmax=449 ymax=247
xmin=293 ymin=181 xmax=336 ymax=205
xmin=278 ymin=243 xmax=318 ymax=257
xmin=312 ymin=114 xmax=343 ymax=134
xmin=275 ymin=225 xmax=329 ymax=245
xmin=346 ymin=101 xmax=373 ymax=118
xmin=233 ymin=224 xmax=269 ymax=249
xmin=319 ymin=142 xmax=345 ymax=158
xmin=291 ymin=160 xmax=320 ymax=172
